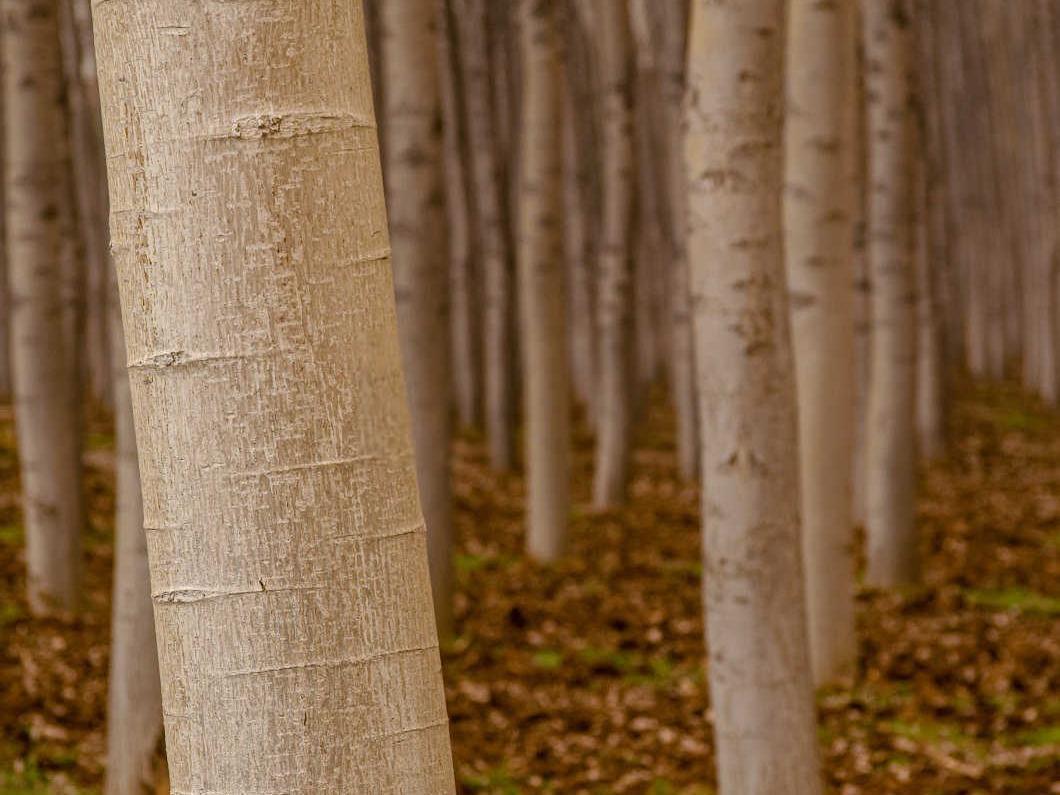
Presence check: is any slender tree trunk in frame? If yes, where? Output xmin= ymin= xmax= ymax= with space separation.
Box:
xmin=92 ymin=2 xmax=456 ymax=790
xmin=380 ymin=0 xmax=455 ymax=637
xmin=784 ymin=0 xmax=858 ymax=686
xmin=455 ymin=0 xmax=515 ymax=469
xmin=863 ymin=0 xmax=919 ymax=587
xmin=3 ymin=0 xmax=83 ymax=615
xmin=914 ymin=148 xmax=945 ymax=460
xmin=686 ymin=2 xmax=822 ymax=792
xmin=439 ymin=0 xmax=481 ymax=430
xmin=104 ymin=267 xmax=163 ymax=795
xmin=517 ymin=0 xmax=569 ymax=563
xmin=592 ymin=5 xmax=636 ymax=509
xmin=656 ymin=0 xmax=698 ymax=480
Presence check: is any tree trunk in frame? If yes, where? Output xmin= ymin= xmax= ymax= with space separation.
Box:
xmin=104 ymin=267 xmax=163 ymax=795
xmin=380 ymin=0 xmax=455 ymax=637
xmin=863 ymin=0 xmax=919 ymax=587
xmin=592 ymin=4 xmax=636 ymax=509
xmin=92 ymin=2 xmax=456 ymax=790
xmin=439 ymin=0 xmax=481 ymax=430
xmin=784 ymin=0 xmax=858 ymax=685
xmin=455 ymin=0 xmax=515 ymax=470
xmin=656 ymin=0 xmax=699 ymax=480
xmin=685 ymin=1 xmax=823 ymax=793
xmin=2 ymin=0 xmax=83 ymax=615
xmin=517 ymin=0 xmax=570 ymax=563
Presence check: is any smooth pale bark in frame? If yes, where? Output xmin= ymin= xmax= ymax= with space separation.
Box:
xmin=3 ymin=0 xmax=84 ymax=615
xmin=517 ymin=0 xmax=570 ymax=563
xmin=380 ymin=0 xmax=454 ymax=636
xmin=784 ymin=0 xmax=857 ymax=686
xmin=104 ymin=270 xmax=163 ymax=795
xmin=454 ymin=0 xmax=515 ymax=469
xmin=863 ymin=0 xmax=919 ymax=587
xmin=657 ymin=0 xmax=698 ymax=480
xmin=92 ymin=2 xmax=455 ymax=791
xmin=439 ymin=0 xmax=480 ymax=430
xmin=592 ymin=5 xmax=636 ymax=509
xmin=686 ymin=2 xmax=822 ymax=793
xmin=914 ymin=149 xmax=945 ymax=460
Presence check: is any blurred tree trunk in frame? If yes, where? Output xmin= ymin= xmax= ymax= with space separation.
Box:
xmin=439 ymin=0 xmax=481 ymax=429
xmin=562 ymin=15 xmax=598 ymax=425
xmin=380 ymin=0 xmax=454 ymax=636
xmin=517 ymin=0 xmax=569 ymax=563
xmin=685 ymin=1 xmax=822 ymax=793
xmin=591 ymin=4 xmax=636 ymax=509
xmin=104 ymin=271 xmax=162 ymax=795
xmin=92 ymin=1 xmax=456 ymax=790
xmin=784 ymin=0 xmax=857 ymax=685
xmin=454 ymin=0 xmax=515 ymax=470
xmin=2 ymin=0 xmax=84 ymax=615
xmin=655 ymin=0 xmax=698 ymax=480
xmin=863 ymin=0 xmax=919 ymax=587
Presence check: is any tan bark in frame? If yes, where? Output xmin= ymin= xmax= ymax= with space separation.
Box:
xmin=592 ymin=4 xmax=636 ymax=509
xmin=92 ymin=1 xmax=455 ymax=790
xmin=686 ymin=1 xmax=822 ymax=792
xmin=784 ymin=0 xmax=858 ymax=685
xmin=454 ymin=0 xmax=515 ymax=469
xmin=3 ymin=0 xmax=83 ymax=615
xmin=517 ymin=0 xmax=570 ymax=563
xmin=380 ymin=0 xmax=455 ymax=636
xmin=863 ymin=0 xmax=919 ymax=587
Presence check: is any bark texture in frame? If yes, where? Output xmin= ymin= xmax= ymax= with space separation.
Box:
xmin=3 ymin=0 xmax=84 ymax=614
xmin=517 ymin=0 xmax=570 ymax=563
xmin=92 ymin=2 xmax=455 ymax=791
xmin=686 ymin=1 xmax=822 ymax=792
xmin=863 ymin=0 xmax=920 ymax=587
xmin=592 ymin=5 xmax=636 ymax=509
xmin=380 ymin=0 xmax=454 ymax=636
xmin=784 ymin=0 xmax=858 ymax=685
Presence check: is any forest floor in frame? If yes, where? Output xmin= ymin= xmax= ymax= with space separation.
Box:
xmin=0 ymin=380 xmax=1058 ymax=794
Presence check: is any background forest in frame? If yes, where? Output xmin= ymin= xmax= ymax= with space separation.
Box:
xmin=0 ymin=0 xmax=1058 ymax=793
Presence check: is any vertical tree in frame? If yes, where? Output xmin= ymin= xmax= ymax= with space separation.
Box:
xmin=92 ymin=1 xmax=455 ymax=790
xmin=863 ymin=0 xmax=919 ymax=586
xmin=454 ymin=0 xmax=516 ymax=470
xmin=104 ymin=272 xmax=162 ymax=795
xmin=380 ymin=0 xmax=454 ymax=635
xmin=784 ymin=0 xmax=858 ymax=684
xmin=2 ymin=0 xmax=83 ymax=614
xmin=655 ymin=0 xmax=699 ymax=480
xmin=686 ymin=1 xmax=822 ymax=792
xmin=517 ymin=0 xmax=570 ymax=562
xmin=439 ymin=0 xmax=481 ymax=430
xmin=592 ymin=4 xmax=636 ymax=508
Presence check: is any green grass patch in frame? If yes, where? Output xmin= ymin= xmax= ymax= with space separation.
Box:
xmin=531 ymin=649 xmax=564 ymax=670
xmin=460 ymin=766 xmax=522 ymax=794
xmin=0 ymin=525 xmax=21 ymax=546
xmin=964 ymin=588 xmax=1060 ymax=616
xmin=1014 ymin=725 xmax=1060 ymax=746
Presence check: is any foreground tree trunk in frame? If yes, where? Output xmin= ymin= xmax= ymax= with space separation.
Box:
xmin=784 ymin=0 xmax=858 ymax=685
xmin=592 ymin=5 xmax=636 ymax=508
xmin=104 ymin=272 xmax=162 ymax=795
xmin=3 ymin=0 xmax=83 ymax=614
xmin=863 ymin=0 xmax=919 ymax=586
xmin=517 ymin=0 xmax=570 ymax=562
xmin=686 ymin=1 xmax=822 ymax=793
xmin=380 ymin=0 xmax=454 ymax=636
xmin=92 ymin=2 xmax=456 ymax=791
